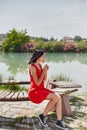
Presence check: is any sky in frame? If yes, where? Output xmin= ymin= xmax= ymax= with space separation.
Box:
xmin=0 ymin=0 xmax=87 ymax=40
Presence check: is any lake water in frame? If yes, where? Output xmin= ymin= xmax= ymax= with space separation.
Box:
xmin=0 ymin=52 xmax=87 ymax=93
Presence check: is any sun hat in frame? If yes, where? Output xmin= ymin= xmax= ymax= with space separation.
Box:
xmin=28 ymin=49 xmax=45 ymax=64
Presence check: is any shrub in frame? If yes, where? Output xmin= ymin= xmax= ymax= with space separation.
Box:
xmin=0 ymin=84 xmax=28 ymax=91
xmin=78 ymin=41 xmax=87 ymax=52
xmin=52 ymin=73 xmax=73 ymax=82
xmin=20 ymin=42 xmax=37 ymax=52
xmin=63 ymin=43 xmax=80 ymax=52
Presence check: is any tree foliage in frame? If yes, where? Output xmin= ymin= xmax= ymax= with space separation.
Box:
xmin=74 ymin=35 xmax=82 ymax=42
xmin=78 ymin=40 xmax=87 ymax=52
xmin=2 ymin=28 xmax=30 ymax=52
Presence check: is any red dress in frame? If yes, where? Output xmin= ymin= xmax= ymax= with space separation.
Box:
xmin=28 ymin=63 xmax=54 ymax=104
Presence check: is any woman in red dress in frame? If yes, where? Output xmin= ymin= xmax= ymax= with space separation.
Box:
xmin=28 ymin=49 xmax=66 ymax=129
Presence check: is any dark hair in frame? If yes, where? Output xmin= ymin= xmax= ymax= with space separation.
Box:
xmin=28 ymin=49 xmax=45 ymax=64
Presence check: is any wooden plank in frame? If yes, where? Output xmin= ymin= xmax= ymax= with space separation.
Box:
xmin=4 ymin=92 xmax=15 ymax=101
xmin=0 ymin=91 xmax=18 ymax=101
xmin=0 ymin=91 xmax=6 ymax=94
xmin=0 ymin=91 xmax=10 ymax=98
xmin=0 ymin=91 xmax=6 ymax=97
xmin=49 ymin=81 xmax=82 ymax=88
xmin=23 ymin=91 xmax=28 ymax=97
xmin=17 ymin=91 xmax=29 ymax=101
xmin=23 ymin=91 xmax=29 ymax=100
xmin=52 ymin=88 xmax=78 ymax=95
xmin=9 ymin=92 xmax=19 ymax=101
xmin=0 ymin=91 xmax=29 ymax=101
xmin=0 ymin=91 xmax=11 ymax=101
xmin=0 ymin=81 xmax=30 ymax=85
xmin=17 ymin=91 xmax=24 ymax=100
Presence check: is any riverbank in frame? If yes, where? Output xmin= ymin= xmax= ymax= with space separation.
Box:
xmin=0 ymin=93 xmax=87 ymax=130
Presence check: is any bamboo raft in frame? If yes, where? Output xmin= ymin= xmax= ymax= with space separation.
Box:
xmin=0 ymin=81 xmax=81 ymax=116
xmin=0 ymin=81 xmax=81 ymax=102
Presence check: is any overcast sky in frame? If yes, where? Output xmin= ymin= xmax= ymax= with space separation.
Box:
xmin=0 ymin=0 xmax=87 ymax=39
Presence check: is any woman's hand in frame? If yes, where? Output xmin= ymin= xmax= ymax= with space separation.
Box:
xmin=43 ymin=64 xmax=49 ymax=74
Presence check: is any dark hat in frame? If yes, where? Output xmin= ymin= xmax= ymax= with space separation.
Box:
xmin=28 ymin=49 xmax=45 ymax=64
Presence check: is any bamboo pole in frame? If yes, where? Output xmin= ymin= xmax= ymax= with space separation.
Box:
xmin=0 ymin=81 xmax=30 ymax=85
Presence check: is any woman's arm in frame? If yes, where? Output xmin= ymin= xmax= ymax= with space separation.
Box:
xmin=29 ymin=65 xmax=48 ymax=86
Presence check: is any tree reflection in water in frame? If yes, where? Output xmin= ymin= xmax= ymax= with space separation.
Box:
xmin=0 ymin=52 xmax=87 ymax=93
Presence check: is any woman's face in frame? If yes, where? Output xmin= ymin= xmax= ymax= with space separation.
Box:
xmin=38 ymin=54 xmax=45 ymax=62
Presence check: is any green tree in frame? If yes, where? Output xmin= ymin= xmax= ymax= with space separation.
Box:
xmin=78 ymin=40 xmax=87 ymax=52
xmin=2 ymin=28 xmax=30 ymax=52
xmin=74 ymin=35 xmax=82 ymax=42
xmin=49 ymin=36 xmax=57 ymax=41
xmin=34 ymin=37 xmax=44 ymax=43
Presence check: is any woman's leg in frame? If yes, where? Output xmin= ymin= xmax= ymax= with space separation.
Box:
xmin=43 ymin=93 xmax=62 ymax=120
xmin=55 ymin=94 xmax=62 ymax=120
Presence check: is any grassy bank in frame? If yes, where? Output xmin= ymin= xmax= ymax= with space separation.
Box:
xmin=0 ymin=84 xmax=28 ymax=91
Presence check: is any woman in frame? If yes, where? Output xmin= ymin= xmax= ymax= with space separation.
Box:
xmin=28 ymin=49 xmax=66 ymax=129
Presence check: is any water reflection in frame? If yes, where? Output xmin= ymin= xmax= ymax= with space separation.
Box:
xmin=0 ymin=53 xmax=30 ymax=74
xmin=0 ymin=52 xmax=87 ymax=92
xmin=0 ymin=52 xmax=87 ymax=75
xmin=46 ymin=52 xmax=87 ymax=64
